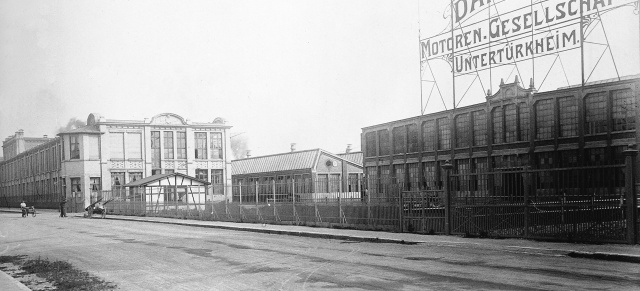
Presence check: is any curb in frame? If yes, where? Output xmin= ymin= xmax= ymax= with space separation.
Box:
xmin=103 ymin=216 xmax=416 ymax=245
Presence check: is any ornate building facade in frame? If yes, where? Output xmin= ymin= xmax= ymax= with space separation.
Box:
xmin=0 ymin=113 xmax=233 ymax=209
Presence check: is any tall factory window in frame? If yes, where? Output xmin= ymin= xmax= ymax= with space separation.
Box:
xmin=455 ymin=113 xmax=470 ymax=148
xmin=518 ymin=103 xmax=529 ymax=141
xmin=379 ymin=165 xmax=390 ymax=193
xmin=505 ymin=104 xmax=517 ymax=143
xmin=492 ymin=107 xmax=503 ymax=144
xmin=585 ymin=92 xmax=608 ymax=135
xmin=164 ymin=131 xmax=174 ymax=159
xmin=422 ymin=161 xmax=438 ymax=190
xmin=558 ymin=96 xmax=578 ymax=137
xmin=378 ymin=129 xmax=390 ymax=156
xmin=612 ymin=89 xmax=635 ymax=131
xmin=194 ymin=132 xmax=207 ymax=159
xmin=151 ymin=131 xmax=161 ymax=169
xmin=394 ymin=165 xmax=405 ymax=190
xmin=366 ymin=167 xmax=378 ymax=195
xmin=472 ymin=110 xmax=486 ymax=146
xmin=365 ymin=132 xmax=376 ymax=157
xmin=70 ymin=135 xmax=80 ymax=160
xmin=535 ymin=99 xmax=554 ymax=139
xmin=422 ymin=120 xmax=436 ymax=151
xmin=210 ymin=132 xmax=223 ymax=159
xmin=407 ymin=124 xmax=419 ymax=153
xmin=407 ymin=163 xmax=419 ymax=191
xmin=437 ymin=117 xmax=450 ymax=150
xmin=392 ymin=126 xmax=406 ymax=155
xmin=177 ymin=132 xmax=187 ymax=159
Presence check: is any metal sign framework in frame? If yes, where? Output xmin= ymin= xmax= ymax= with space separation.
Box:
xmin=419 ymin=0 xmax=640 ymax=115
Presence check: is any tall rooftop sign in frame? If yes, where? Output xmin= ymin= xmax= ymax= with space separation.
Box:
xmin=418 ymin=0 xmax=640 ymax=114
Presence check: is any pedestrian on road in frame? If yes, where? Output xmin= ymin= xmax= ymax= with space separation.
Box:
xmin=60 ymin=198 xmax=67 ymax=217
xmin=20 ymin=200 xmax=27 ymax=218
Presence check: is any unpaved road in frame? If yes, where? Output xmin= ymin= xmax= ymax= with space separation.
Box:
xmin=1 ymin=212 xmax=639 ymax=290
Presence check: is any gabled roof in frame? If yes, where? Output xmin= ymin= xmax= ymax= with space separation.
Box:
xmin=337 ymin=151 xmax=363 ymax=166
xmin=232 ymin=148 xmax=362 ymax=175
xmin=232 ymin=149 xmax=319 ymax=175
xmin=124 ymin=172 xmax=210 ymax=187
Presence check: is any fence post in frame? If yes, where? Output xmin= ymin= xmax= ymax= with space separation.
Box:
xmin=442 ymin=161 xmax=453 ymax=235
xmin=399 ymin=190 xmax=404 ymax=233
xmin=624 ymin=146 xmax=638 ymax=244
xmin=523 ymin=168 xmax=531 ymax=238
xmin=239 ymin=180 xmax=242 ymax=205
xmin=272 ymin=179 xmax=276 ymax=217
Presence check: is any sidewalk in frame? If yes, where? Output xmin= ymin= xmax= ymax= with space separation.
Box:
xmin=2 ymin=207 xmax=640 ymax=263
xmin=0 ymin=270 xmax=30 ymax=291
xmin=95 ymin=212 xmax=640 ymax=263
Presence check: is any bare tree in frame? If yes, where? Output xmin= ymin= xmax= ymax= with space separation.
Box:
xmin=57 ymin=117 xmax=85 ymax=133
xmin=230 ymin=133 xmax=250 ymax=159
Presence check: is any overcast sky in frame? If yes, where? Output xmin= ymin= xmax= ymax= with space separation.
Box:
xmin=1 ymin=0 xmax=638 ymax=158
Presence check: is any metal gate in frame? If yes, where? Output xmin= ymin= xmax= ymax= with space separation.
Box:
xmin=400 ymin=190 xmax=445 ymax=234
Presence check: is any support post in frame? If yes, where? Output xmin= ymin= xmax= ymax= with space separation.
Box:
xmin=624 ymin=146 xmax=638 ymax=244
xmin=442 ymin=161 xmax=453 ymax=235
xmin=272 ymin=179 xmax=276 ymax=217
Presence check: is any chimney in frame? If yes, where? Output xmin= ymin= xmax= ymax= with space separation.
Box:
xmin=346 ymin=144 xmax=352 ymax=153
xmin=246 ymin=150 xmax=251 ymax=158
xmin=290 ymin=143 xmax=296 ymax=152
xmin=16 ymin=129 xmax=24 ymax=137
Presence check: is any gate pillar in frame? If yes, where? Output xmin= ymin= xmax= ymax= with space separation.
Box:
xmin=624 ymin=146 xmax=638 ymax=244
xmin=442 ymin=161 xmax=453 ymax=235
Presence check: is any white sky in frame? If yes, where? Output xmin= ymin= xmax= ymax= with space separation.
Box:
xmin=1 ymin=0 xmax=638 ymax=158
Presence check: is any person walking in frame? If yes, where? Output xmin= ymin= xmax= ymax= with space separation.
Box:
xmin=60 ymin=198 xmax=67 ymax=217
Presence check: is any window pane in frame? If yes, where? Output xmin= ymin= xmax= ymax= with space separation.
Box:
xmin=378 ymin=129 xmax=390 ymax=156
xmin=70 ymin=135 xmax=81 ymax=159
xmin=455 ymin=113 xmax=470 ymax=148
xmin=585 ymin=92 xmax=608 ymax=135
xmin=392 ymin=126 xmax=406 ymax=154
xmin=164 ymin=132 xmax=174 ymax=159
xmin=151 ymin=131 xmax=161 ymax=168
xmin=210 ymin=132 xmax=223 ymax=159
xmin=365 ymin=132 xmax=376 ymax=157
xmin=519 ymin=103 xmax=529 ymax=141
xmin=505 ymin=104 xmax=517 ymax=142
xmin=492 ymin=107 xmax=503 ymax=144
xmin=195 ymin=133 xmax=207 ymax=159
xmin=613 ymin=89 xmax=635 ymax=131
xmin=422 ymin=120 xmax=436 ymax=151
xmin=472 ymin=110 xmax=486 ymax=146
xmin=535 ymin=99 xmax=554 ymax=139
xmin=437 ymin=117 xmax=450 ymax=150
xmin=177 ymin=132 xmax=187 ymax=159
xmin=407 ymin=124 xmax=418 ymax=152
xmin=558 ymin=97 xmax=578 ymax=137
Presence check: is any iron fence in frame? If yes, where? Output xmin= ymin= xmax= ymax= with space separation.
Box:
xmin=96 ymin=157 xmax=639 ymax=244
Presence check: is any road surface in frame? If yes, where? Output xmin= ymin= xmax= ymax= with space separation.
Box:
xmin=1 ymin=212 xmax=638 ymax=290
